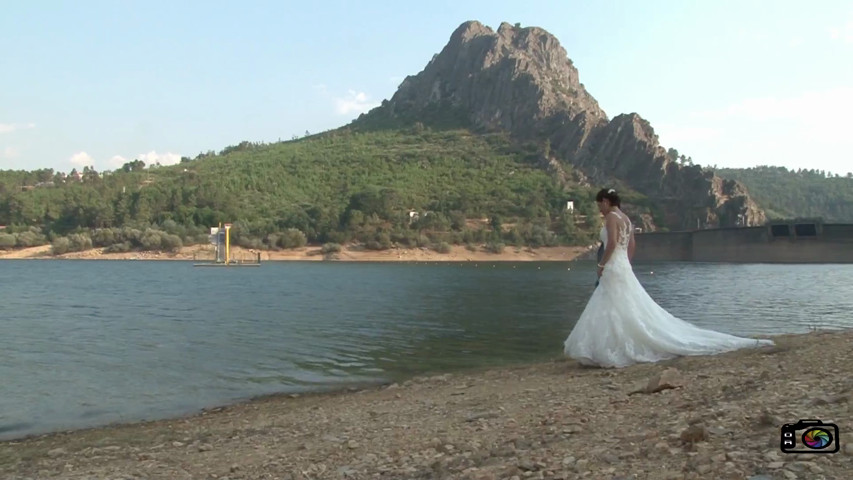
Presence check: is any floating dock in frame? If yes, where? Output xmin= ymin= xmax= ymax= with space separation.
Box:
xmin=193 ymin=223 xmax=261 ymax=267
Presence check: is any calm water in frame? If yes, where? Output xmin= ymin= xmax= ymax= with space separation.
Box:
xmin=1 ymin=259 xmax=852 ymax=440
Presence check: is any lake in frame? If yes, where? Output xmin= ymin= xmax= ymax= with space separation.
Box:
xmin=1 ymin=259 xmax=851 ymax=440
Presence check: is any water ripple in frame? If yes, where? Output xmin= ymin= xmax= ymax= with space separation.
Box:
xmin=0 ymin=260 xmax=851 ymax=440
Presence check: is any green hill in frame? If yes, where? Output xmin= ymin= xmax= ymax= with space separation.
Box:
xmin=714 ymin=166 xmax=853 ymax=222
xmin=0 ymin=127 xmax=607 ymax=255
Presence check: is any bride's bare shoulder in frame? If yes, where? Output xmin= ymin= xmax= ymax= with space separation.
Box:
xmin=606 ymin=210 xmax=627 ymax=222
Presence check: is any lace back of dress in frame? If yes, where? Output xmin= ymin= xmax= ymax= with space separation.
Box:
xmin=612 ymin=212 xmax=631 ymax=251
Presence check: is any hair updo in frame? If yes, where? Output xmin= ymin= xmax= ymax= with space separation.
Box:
xmin=595 ymin=188 xmax=621 ymax=207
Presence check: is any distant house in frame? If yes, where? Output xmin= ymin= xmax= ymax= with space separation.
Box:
xmin=566 ymin=200 xmax=575 ymax=211
xmin=407 ymin=209 xmax=419 ymax=223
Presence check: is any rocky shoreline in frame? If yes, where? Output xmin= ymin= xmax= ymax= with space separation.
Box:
xmin=2 ymin=328 xmax=851 ymax=479
xmin=0 ymin=244 xmax=592 ymax=263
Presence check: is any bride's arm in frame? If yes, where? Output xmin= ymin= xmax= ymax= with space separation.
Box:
xmin=598 ymin=214 xmax=618 ymax=268
xmin=628 ymin=229 xmax=636 ymax=260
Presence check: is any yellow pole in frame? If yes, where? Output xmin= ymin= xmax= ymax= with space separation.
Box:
xmin=225 ymin=225 xmax=231 ymax=265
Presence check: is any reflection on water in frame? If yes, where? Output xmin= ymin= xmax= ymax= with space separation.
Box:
xmin=1 ymin=259 xmax=851 ymax=439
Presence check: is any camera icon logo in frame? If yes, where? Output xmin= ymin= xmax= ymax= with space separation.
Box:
xmin=780 ymin=419 xmax=839 ymax=454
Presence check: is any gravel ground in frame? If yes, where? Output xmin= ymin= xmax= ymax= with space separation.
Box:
xmin=2 ymin=328 xmax=851 ymax=480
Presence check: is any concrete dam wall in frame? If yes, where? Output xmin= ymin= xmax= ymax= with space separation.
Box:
xmin=633 ymin=220 xmax=853 ymax=263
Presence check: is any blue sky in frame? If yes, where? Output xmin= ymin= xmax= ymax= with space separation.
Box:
xmin=2 ymin=0 xmax=851 ymax=175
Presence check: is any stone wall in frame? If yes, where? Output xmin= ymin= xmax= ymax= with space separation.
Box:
xmin=632 ymin=223 xmax=853 ymax=263
xmin=630 ymin=231 xmax=692 ymax=261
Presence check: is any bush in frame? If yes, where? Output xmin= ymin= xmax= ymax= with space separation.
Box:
xmin=104 ymin=242 xmax=131 ymax=253
xmin=527 ymin=225 xmax=560 ymax=247
xmin=279 ymin=228 xmax=307 ymax=248
xmin=325 ymin=231 xmax=350 ymax=245
xmin=16 ymin=231 xmax=45 ymax=247
xmin=462 ymin=228 xmax=489 ymax=244
xmin=191 ymin=233 xmax=211 ymax=245
xmin=68 ymin=233 xmax=93 ymax=252
xmin=321 ymin=242 xmax=341 ymax=254
xmin=505 ymin=227 xmax=524 ymax=246
xmin=432 ymin=242 xmax=452 ymax=253
xmin=390 ymin=230 xmax=418 ymax=247
xmin=51 ymin=237 xmax=71 ymax=255
xmin=238 ymin=236 xmax=263 ymax=249
xmin=160 ymin=219 xmax=186 ymax=238
xmin=265 ymin=233 xmax=280 ymax=250
xmin=0 ymin=233 xmax=16 ymax=249
xmin=91 ymin=228 xmax=116 ymax=247
xmin=161 ymin=234 xmax=183 ymax=252
xmin=365 ymin=232 xmax=392 ymax=250
xmin=140 ymin=229 xmax=164 ymax=250
xmin=485 ymin=241 xmax=505 ymax=254
xmin=121 ymin=227 xmax=144 ymax=247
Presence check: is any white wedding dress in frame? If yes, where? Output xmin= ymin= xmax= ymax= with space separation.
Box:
xmin=564 ymin=210 xmax=774 ymax=368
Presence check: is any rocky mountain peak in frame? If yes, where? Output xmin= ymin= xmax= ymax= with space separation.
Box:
xmin=357 ymin=21 xmax=765 ymax=231
xmin=385 ymin=20 xmax=606 ymax=137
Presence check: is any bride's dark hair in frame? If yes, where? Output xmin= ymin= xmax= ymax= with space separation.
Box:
xmin=595 ymin=188 xmax=621 ymax=207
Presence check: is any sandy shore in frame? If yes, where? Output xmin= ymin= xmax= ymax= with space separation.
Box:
xmin=0 ymin=244 xmax=593 ymax=263
xmin=1 ymin=328 xmax=851 ymax=479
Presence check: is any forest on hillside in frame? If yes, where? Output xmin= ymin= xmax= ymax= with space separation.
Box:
xmin=0 ymin=128 xmax=605 ymax=256
xmin=714 ymin=165 xmax=853 ymax=222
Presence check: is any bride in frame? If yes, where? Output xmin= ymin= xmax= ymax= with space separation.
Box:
xmin=563 ymin=188 xmax=774 ymax=368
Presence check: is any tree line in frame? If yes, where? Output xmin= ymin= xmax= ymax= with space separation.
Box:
xmin=0 ymin=127 xmax=605 ymax=255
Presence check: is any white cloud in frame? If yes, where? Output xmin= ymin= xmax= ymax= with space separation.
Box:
xmin=334 ymin=90 xmax=380 ymax=115
xmin=136 ymin=151 xmax=181 ymax=167
xmin=65 ymin=151 xmax=182 ymax=171
xmin=733 ymin=28 xmax=770 ymax=45
xmin=689 ymin=87 xmax=853 ymax=123
xmin=313 ymin=84 xmax=381 ymax=116
xmin=106 ymin=155 xmax=128 ymax=169
xmin=660 ymin=87 xmax=853 ymax=173
xmin=2 ymin=146 xmax=20 ymax=159
xmin=829 ymin=20 xmax=853 ymax=43
xmin=69 ymin=152 xmax=95 ymax=168
xmin=0 ymin=122 xmax=35 ymax=134
xmin=653 ymin=123 xmax=722 ymax=147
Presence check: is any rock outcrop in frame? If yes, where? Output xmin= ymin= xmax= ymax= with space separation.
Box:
xmin=356 ymin=21 xmax=766 ymax=230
